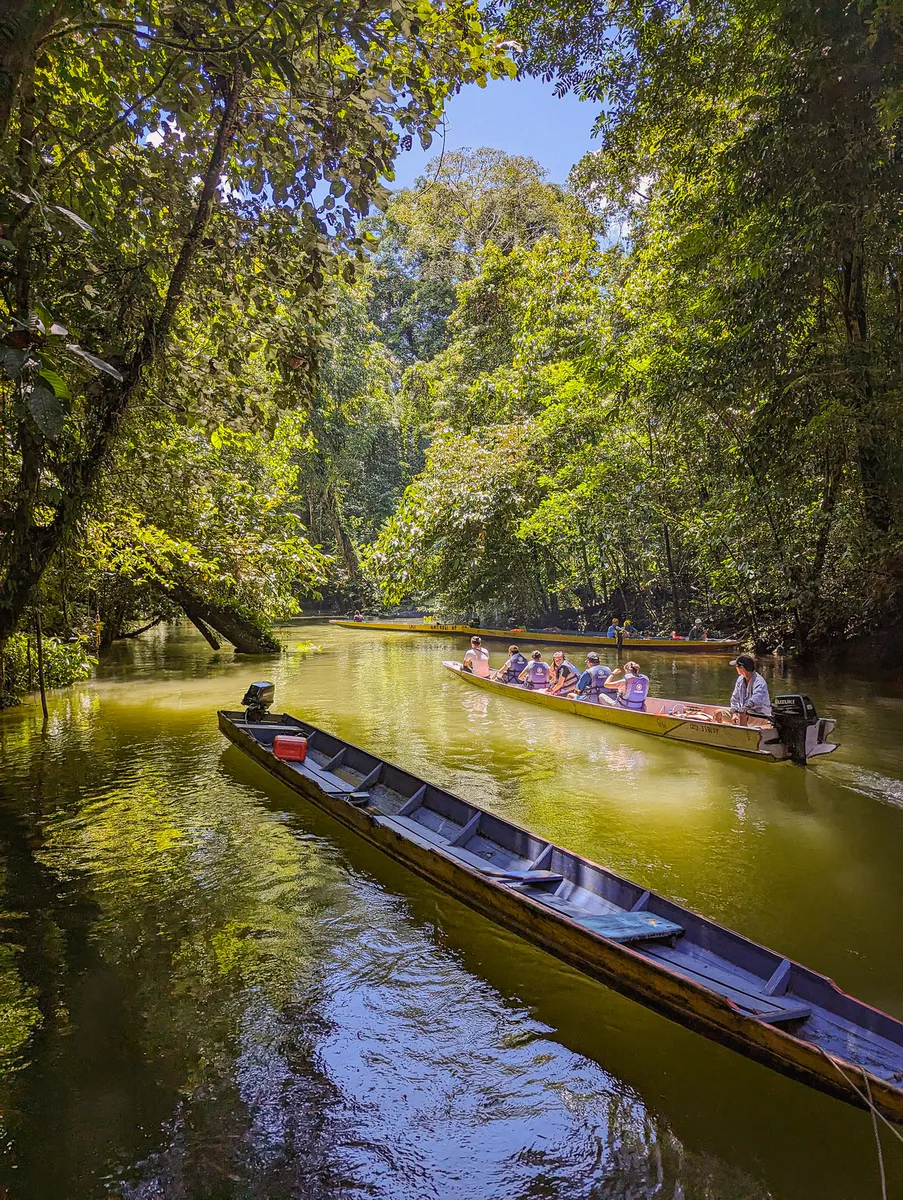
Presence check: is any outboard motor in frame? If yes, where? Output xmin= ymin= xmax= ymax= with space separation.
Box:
xmin=241 ymin=680 xmax=275 ymax=723
xmin=771 ymin=694 xmax=822 ymax=765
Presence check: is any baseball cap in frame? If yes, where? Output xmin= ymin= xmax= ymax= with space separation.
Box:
xmin=586 ymin=651 xmax=600 ymax=663
xmin=730 ymin=654 xmax=756 ymax=670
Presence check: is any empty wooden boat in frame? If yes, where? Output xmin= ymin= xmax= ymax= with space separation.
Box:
xmin=330 ymin=619 xmax=741 ymax=654
xmin=219 ymin=684 xmax=902 ymax=1123
xmin=443 ymin=661 xmax=838 ymax=764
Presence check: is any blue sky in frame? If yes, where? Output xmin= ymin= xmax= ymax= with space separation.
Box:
xmin=390 ymin=75 xmax=600 ymax=190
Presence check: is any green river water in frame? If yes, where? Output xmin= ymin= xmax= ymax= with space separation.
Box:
xmin=1 ymin=621 xmax=902 ymax=1199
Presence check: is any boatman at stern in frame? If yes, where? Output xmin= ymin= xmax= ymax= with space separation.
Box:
xmin=463 ymin=636 xmax=491 ymax=678
xmin=721 ymin=654 xmax=771 ymax=725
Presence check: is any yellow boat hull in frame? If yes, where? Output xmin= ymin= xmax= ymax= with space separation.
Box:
xmin=332 ymin=620 xmax=741 ymax=654
xmin=443 ymin=661 xmax=777 ymax=759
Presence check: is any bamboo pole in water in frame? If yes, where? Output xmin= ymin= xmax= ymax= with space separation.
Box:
xmin=34 ymin=609 xmax=48 ymax=723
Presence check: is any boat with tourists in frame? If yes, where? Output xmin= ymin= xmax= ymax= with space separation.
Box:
xmin=220 ymin=683 xmax=902 ymax=1123
xmin=331 ymin=618 xmax=741 ymax=654
xmin=443 ymin=662 xmax=838 ymax=764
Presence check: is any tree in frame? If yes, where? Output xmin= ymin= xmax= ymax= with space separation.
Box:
xmin=368 ymin=146 xmax=588 ymax=365
xmin=0 ymin=0 xmax=515 ymax=647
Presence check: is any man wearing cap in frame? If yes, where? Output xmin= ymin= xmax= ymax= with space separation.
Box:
xmin=462 ymin=635 xmax=491 ymax=678
xmin=725 ymin=654 xmax=771 ymax=724
xmin=575 ymin=652 xmax=613 ymax=700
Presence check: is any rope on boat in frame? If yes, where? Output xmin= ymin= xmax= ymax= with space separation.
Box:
xmin=817 ymin=1048 xmax=903 ymax=1200
xmin=864 ymin=1072 xmax=888 ymax=1200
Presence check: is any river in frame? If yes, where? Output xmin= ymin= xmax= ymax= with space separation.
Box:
xmin=1 ymin=621 xmax=902 ymax=1199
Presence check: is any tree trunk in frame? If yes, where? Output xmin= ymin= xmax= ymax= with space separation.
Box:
xmin=165 ymin=584 xmax=280 ymax=654
xmin=0 ymin=0 xmax=69 ymax=138
xmin=0 ymin=64 xmax=246 ymax=647
xmin=326 ymin=487 xmax=360 ymax=578
xmin=662 ymin=524 xmax=682 ymax=629
xmin=842 ymin=244 xmax=894 ymax=533
xmin=115 ymin=615 xmax=166 ymax=640
xmin=184 ymin=612 xmax=221 ymax=651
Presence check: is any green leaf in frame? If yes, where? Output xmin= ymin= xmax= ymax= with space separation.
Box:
xmin=65 ymin=344 xmax=123 ymax=381
xmin=54 ymin=205 xmax=95 ymax=234
xmin=38 ymin=368 xmax=72 ymax=400
xmin=26 ymin=385 xmax=64 ymax=440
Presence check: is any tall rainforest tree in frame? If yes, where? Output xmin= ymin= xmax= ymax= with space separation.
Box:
xmin=495 ymin=0 xmax=903 ymax=641
xmin=0 ymin=1 xmax=514 ymax=648
xmin=368 ymin=146 xmax=585 ymax=365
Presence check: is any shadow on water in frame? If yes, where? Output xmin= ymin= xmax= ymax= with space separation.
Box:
xmin=0 ymin=621 xmax=900 ymax=1199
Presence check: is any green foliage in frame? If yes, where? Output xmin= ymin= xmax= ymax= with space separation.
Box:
xmin=0 ymin=629 xmax=96 ymax=707
xmin=367 ymin=146 xmax=592 ymax=366
xmin=360 ymin=4 xmax=903 ymax=645
xmin=1 ymin=1 xmax=516 ymax=644
xmin=367 ymin=422 xmax=546 ymax=613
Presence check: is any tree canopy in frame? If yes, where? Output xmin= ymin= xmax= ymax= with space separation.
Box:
xmin=3 ymin=0 xmax=903 ymax=703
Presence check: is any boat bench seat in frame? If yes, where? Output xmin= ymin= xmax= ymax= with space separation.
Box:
xmin=641 ymin=947 xmax=812 ymax=1025
xmin=375 ymin=813 xmax=560 ymax=883
xmin=282 ymin=755 xmax=357 ymax=795
xmin=519 ymin=889 xmax=684 ymax=944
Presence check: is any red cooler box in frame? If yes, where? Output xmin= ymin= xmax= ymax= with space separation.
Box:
xmin=273 ymin=735 xmax=308 ymax=762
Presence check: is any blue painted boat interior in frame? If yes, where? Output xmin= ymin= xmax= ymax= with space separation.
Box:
xmin=223 ymin=712 xmax=903 ymax=1087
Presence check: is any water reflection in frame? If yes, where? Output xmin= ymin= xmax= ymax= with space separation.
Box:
xmin=0 ymin=621 xmax=901 ymax=1198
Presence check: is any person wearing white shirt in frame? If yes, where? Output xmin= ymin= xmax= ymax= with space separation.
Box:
xmin=462 ymin=636 xmax=491 ymax=678
xmin=716 ymin=654 xmax=771 ymax=725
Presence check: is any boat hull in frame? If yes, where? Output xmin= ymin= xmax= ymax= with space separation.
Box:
xmin=332 ymin=620 xmax=741 ymax=654
xmin=445 ymin=661 xmax=782 ymax=758
xmin=219 ymin=709 xmax=901 ymax=1123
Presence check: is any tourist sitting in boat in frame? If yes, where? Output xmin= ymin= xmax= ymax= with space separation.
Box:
xmin=622 ymin=619 xmax=635 ymax=637
xmin=353 ymin=610 xmax=364 ymax=622
xmin=597 ymin=662 xmax=650 ymax=710
xmin=548 ymin=650 xmax=579 ymax=695
xmin=495 ymin=644 xmax=528 ymax=684
xmin=518 ymin=649 xmax=551 ymax=690
xmin=606 ymin=618 xmax=621 ymax=639
xmin=574 ymin=652 xmax=612 ymax=699
xmin=462 ymin=635 xmax=491 ymax=678
xmin=714 ymin=654 xmax=771 ymax=725
xmin=686 ymin=618 xmax=706 ymax=640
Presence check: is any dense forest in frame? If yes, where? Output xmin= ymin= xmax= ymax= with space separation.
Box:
xmin=2 ymin=0 xmax=902 ymax=703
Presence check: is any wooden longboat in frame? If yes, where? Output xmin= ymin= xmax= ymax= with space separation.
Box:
xmin=331 ymin=619 xmax=741 ymax=655
xmin=219 ymin=701 xmax=903 ymax=1123
xmin=443 ymin=661 xmax=838 ymax=763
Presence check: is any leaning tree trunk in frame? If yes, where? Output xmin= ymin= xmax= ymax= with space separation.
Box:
xmin=0 ymin=63 xmax=246 ymax=647
xmin=165 ymin=584 xmax=280 ymax=655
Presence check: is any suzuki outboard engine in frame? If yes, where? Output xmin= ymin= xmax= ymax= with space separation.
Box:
xmin=241 ymin=681 xmax=275 ymax=723
xmin=771 ymin=694 xmax=823 ymax=765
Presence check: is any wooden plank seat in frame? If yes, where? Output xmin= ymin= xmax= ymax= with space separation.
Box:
xmin=242 ymin=722 xmax=308 ymax=733
xmin=640 ymin=946 xmax=812 ymax=1025
xmin=376 ymin=813 xmax=562 ymax=883
xmin=282 ymin=755 xmax=358 ymax=796
xmin=517 ymin=889 xmax=684 ymax=944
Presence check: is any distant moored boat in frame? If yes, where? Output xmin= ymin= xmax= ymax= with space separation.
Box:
xmin=330 ymin=618 xmax=742 ymax=654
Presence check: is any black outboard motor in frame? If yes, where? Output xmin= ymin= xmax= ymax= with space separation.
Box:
xmin=241 ymin=681 xmax=275 ymax=723
xmin=771 ymin=694 xmax=820 ymax=765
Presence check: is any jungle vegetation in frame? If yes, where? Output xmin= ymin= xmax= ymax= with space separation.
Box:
xmin=2 ymin=0 xmax=902 ymax=701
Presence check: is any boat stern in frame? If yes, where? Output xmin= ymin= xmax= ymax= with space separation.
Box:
xmin=761 ymin=695 xmax=838 ymax=763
